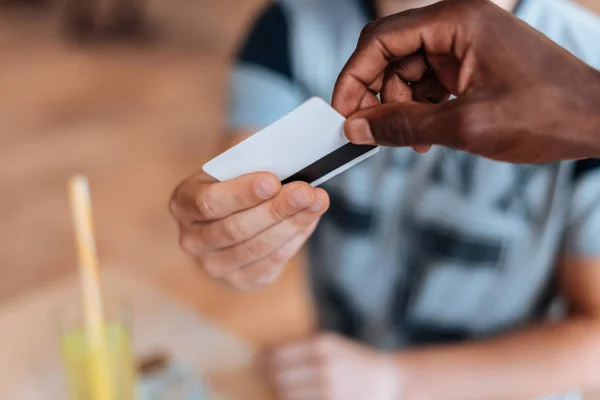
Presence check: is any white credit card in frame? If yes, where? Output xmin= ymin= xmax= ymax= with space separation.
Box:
xmin=203 ymin=97 xmax=379 ymax=187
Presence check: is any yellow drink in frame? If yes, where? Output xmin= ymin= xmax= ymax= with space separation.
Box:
xmin=61 ymin=322 xmax=137 ymax=400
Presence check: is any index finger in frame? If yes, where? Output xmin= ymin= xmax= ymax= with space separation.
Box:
xmin=170 ymin=171 xmax=281 ymax=223
xmin=331 ymin=2 xmax=455 ymax=117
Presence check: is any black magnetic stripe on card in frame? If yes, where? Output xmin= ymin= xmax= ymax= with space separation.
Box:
xmin=281 ymin=143 xmax=377 ymax=185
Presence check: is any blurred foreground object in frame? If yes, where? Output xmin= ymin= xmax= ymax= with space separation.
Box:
xmin=60 ymin=300 xmax=136 ymax=400
xmin=67 ymin=175 xmax=119 ymax=400
xmin=0 ymin=268 xmax=271 ymax=400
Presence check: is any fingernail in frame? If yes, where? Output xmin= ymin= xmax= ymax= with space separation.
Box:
xmin=310 ymin=198 xmax=323 ymax=212
xmin=345 ymin=118 xmax=373 ymax=144
xmin=255 ymin=178 xmax=278 ymax=199
xmin=290 ymin=189 xmax=311 ymax=208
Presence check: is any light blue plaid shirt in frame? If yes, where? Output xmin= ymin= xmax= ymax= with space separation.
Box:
xmin=227 ymin=3 xmax=600 ymax=399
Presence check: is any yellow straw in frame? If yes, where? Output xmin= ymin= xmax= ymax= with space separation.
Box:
xmin=68 ymin=175 xmax=114 ymax=400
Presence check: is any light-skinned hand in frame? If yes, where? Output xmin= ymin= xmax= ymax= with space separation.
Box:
xmin=170 ymin=171 xmax=329 ymax=290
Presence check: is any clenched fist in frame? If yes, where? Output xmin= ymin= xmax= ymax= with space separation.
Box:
xmin=169 ymin=171 xmax=329 ymax=290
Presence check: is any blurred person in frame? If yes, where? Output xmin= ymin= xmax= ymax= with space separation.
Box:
xmin=170 ymin=0 xmax=600 ymax=399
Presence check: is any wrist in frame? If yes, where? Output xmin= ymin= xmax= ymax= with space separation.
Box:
xmin=558 ymin=63 xmax=600 ymax=158
xmin=592 ymin=70 xmax=600 ymax=149
xmin=577 ymin=67 xmax=600 ymax=155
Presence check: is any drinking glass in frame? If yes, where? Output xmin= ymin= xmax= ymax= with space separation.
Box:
xmin=59 ymin=300 xmax=137 ymax=400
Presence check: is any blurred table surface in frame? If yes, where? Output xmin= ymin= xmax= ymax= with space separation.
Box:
xmin=0 ymin=266 xmax=274 ymax=400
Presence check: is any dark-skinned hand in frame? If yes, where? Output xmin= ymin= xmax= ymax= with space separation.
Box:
xmin=333 ymin=0 xmax=600 ymax=162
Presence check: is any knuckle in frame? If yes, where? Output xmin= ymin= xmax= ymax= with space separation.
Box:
xmin=170 ymin=178 xmax=193 ymax=214
xmin=289 ymin=211 xmax=316 ymax=230
xmin=267 ymin=199 xmax=288 ymax=222
xmin=168 ymin=196 xmax=180 ymax=218
xmin=201 ymin=255 xmax=225 ymax=278
xmin=233 ymin=189 xmax=253 ymax=209
xmin=267 ymin=249 xmax=287 ymax=267
xmin=359 ymin=20 xmax=379 ymax=41
xmin=246 ymin=237 xmax=270 ymax=259
xmin=169 ymin=181 xmax=189 ymax=218
xmin=221 ymin=218 xmax=247 ymax=243
xmin=358 ymin=21 xmax=373 ymax=39
xmin=360 ymin=33 xmax=378 ymax=51
xmin=196 ymin=189 xmax=218 ymax=219
xmin=179 ymin=232 xmax=199 ymax=255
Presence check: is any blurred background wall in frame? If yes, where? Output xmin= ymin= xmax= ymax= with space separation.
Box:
xmin=0 ymin=0 xmax=317 ymax=347
xmin=0 ymin=0 xmax=598 ymax=345
xmin=0 ymin=0 xmax=263 ymax=299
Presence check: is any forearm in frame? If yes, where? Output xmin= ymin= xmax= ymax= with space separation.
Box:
xmin=397 ymin=318 xmax=600 ymax=400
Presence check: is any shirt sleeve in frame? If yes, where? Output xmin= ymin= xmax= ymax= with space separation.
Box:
xmin=563 ymin=159 xmax=600 ymax=257
xmin=227 ymin=3 xmax=307 ymax=131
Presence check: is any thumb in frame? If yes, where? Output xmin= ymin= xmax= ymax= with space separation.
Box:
xmin=344 ymin=101 xmax=463 ymax=148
